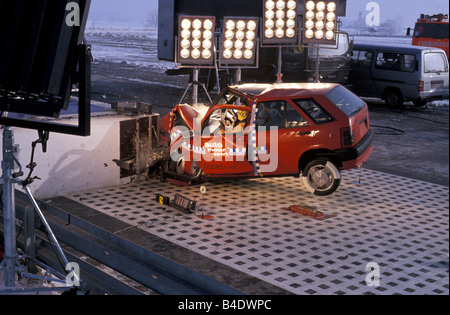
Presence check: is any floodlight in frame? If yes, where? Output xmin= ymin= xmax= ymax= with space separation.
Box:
xmin=176 ymin=16 xmax=216 ymax=68
xmin=302 ymin=0 xmax=338 ymax=45
xmin=219 ymin=17 xmax=259 ymax=68
xmin=262 ymin=0 xmax=299 ymax=46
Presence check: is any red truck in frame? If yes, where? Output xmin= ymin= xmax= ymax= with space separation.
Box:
xmin=410 ymin=13 xmax=449 ymax=59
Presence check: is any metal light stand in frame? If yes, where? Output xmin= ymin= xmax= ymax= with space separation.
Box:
xmin=276 ymin=46 xmax=283 ymax=83
xmin=235 ymin=68 xmax=242 ymax=85
xmin=314 ymin=44 xmax=321 ymax=83
xmin=175 ymin=35 xmax=214 ymax=106
xmin=0 ymin=127 xmax=25 ymax=287
xmin=220 ymin=37 xmax=260 ymax=86
xmin=312 ymin=23 xmax=342 ymax=83
xmin=178 ymin=68 xmax=213 ymax=106
xmin=0 ymin=127 xmax=78 ymax=291
xmin=192 ymin=68 xmax=199 ymax=105
xmin=0 ymin=42 xmax=90 ymax=292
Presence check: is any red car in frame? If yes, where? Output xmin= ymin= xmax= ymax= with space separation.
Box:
xmin=159 ymin=83 xmax=373 ymax=195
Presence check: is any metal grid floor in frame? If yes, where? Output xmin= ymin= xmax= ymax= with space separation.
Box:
xmin=67 ymin=169 xmax=449 ymax=295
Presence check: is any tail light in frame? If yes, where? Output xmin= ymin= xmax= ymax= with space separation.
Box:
xmin=340 ymin=127 xmax=355 ymax=148
xmin=418 ymin=81 xmax=424 ymax=92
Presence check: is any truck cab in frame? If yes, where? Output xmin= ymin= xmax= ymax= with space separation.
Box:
xmin=409 ymin=14 xmax=449 ymax=59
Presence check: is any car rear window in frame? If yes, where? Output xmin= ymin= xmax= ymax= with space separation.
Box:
xmin=326 ymin=85 xmax=366 ymax=117
xmin=424 ymin=52 xmax=448 ymax=73
xmin=294 ymin=99 xmax=334 ymax=125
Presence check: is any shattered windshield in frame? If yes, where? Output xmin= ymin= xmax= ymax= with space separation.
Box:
xmin=214 ymin=90 xmax=250 ymax=106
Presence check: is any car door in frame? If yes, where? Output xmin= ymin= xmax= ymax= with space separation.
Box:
xmin=196 ymin=105 xmax=254 ymax=176
xmin=350 ymin=49 xmax=376 ymax=96
xmin=255 ymin=99 xmax=318 ymax=176
xmin=422 ymin=51 xmax=449 ymax=97
xmin=372 ymin=51 xmax=418 ymax=101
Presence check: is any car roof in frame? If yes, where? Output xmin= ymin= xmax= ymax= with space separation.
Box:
xmin=353 ymin=43 xmax=446 ymax=54
xmin=228 ymin=83 xmax=339 ymax=100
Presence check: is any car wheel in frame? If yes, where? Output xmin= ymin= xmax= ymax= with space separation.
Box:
xmin=302 ymin=159 xmax=341 ymax=196
xmin=190 ymin=161 xmax=204 ymax=184
xmin=385 ymin=89 xmax=403 ymax=107
xmin=175 ymin=157 xmax=185 ymax=175
xmin=171 ymin=156 xmax=203 ymax=183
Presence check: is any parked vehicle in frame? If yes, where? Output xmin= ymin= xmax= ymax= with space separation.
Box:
xmin=350 ymin=43 xmax=449 ymax=107
xmin=282 ymin=31 xmax=353 ymax=84
xmin=408 ymin=13 xmax=449 ymax=59
xmin=159 ymin=83 xmax=373 ymax=196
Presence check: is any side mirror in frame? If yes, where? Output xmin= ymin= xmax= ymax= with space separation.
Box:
xmin=406 ymin=27 xmax=411 ymax=36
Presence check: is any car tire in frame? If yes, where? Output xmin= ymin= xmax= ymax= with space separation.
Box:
xmin=170 ymin=156 xmax=203 ymax=184
xmin=190 ymin=161 xmax=204 ymax=184
xmin=385 ymin=89 xmax=403 ymax=107
xmin=302 ymin=159 xmax=341 ymax=196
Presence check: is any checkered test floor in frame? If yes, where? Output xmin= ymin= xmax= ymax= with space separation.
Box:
xmin=68 ymin=169 xmax=449 ymax=295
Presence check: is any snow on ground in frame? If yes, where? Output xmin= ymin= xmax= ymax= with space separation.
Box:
xmin=361 ymin=96 xmax=449 ymax=108
xmin=84 ymin=26 xmax=415 ymax=71
xmin=85 ymin=26 xmax=448 ymax=108
xmin=85 ymin=26 xmax=173 ymax=72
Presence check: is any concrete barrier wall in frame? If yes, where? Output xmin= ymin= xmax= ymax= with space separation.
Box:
xmin=7 ymin=114 xmax=138 ymax=200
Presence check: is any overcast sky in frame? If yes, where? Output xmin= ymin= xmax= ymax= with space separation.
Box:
xmin=344 ymin=0 xmax=449 ymax=27
xmin=88 ymin=0 xmax=449 ymax=27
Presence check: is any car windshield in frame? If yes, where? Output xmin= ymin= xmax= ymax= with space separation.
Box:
xmin=214 ymin=90 xmax=250 ymax=106
xmin=414 ymin=23 xmax=449 ymax=39
xmin=326 ymin=85 xmax=366 ymax=117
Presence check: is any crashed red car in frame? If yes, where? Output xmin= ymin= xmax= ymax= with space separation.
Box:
xmin=159 ymin=83 xmax=373 ymax=195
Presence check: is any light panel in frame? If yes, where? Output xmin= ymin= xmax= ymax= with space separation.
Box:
xmin=177 ymin=16 xmax=216 ymax=67
xmin=302 ymin=0 xmax=338 ymax=44
xmin=219 ymin=17 xmax=259 ymax=68
xmin=262 ymin=0 xmax=299 ymax=46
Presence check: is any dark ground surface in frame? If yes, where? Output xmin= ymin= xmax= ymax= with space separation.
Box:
xmin=91 ymin=60 xmax=449 ymax=187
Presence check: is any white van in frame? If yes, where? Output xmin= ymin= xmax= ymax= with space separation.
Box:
xmin=350 ymin=44 xmax=449 ymax=106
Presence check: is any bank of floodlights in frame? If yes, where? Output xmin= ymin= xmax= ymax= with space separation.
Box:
xmin=302 ymin=0 xmax=338 ymax=45
xmin=219 ymin=17 xmax=260 ymax=68
xmin=177 ymin=16 xmax=216 ymax=67
xmin=262 ymin=0 xmax=300 ymax=46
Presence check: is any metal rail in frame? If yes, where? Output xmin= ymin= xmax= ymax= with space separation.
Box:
xmin=1 ymin=199 xmax=153 ymax=295
xmin=1 ymin=190 xmax=244 ymax=295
